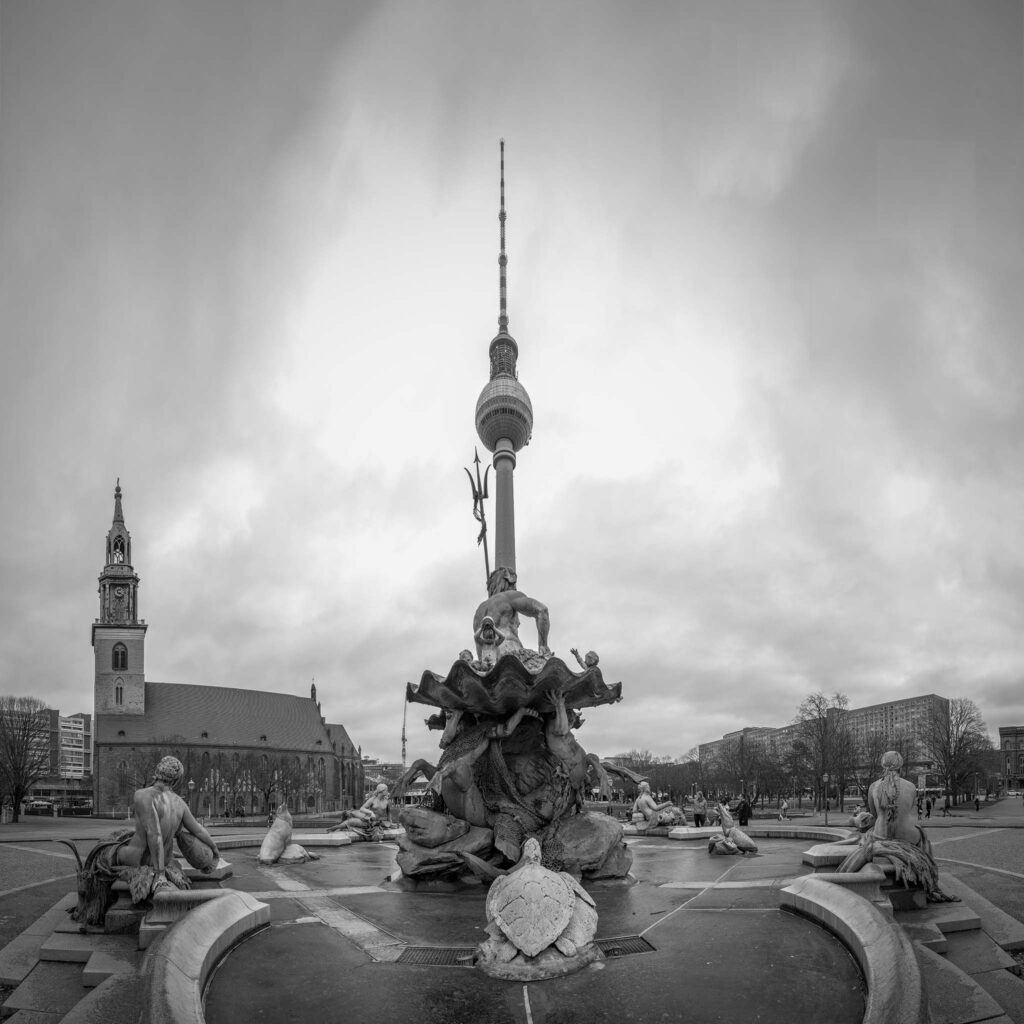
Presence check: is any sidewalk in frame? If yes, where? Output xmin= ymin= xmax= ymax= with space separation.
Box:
xmin=750 ymin=796 xmax=1024 ymax=829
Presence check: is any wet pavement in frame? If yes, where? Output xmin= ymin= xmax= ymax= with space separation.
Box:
xmin=5 ymin=800 xmax=1024 ymax=1023
xmin=203 ymin=837 xmax=865 ymax=1024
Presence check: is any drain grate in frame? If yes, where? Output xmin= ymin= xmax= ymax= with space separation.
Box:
xmin=596 ymin=935 xmax=657 ymax=958
xmin=397 ymin=946 xmax=476 ymax=967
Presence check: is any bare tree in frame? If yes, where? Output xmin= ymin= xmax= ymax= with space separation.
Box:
xmin=794 ymin=692 xmax=851 ymax=811
xmin=924 ymin=698 xmax=993 ymax=803
xmin=247 ymin=753 xmax=278 ymax=815
xmin=0 ymin=696 xmax=52 ymax=823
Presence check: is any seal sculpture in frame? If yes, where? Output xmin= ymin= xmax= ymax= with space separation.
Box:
xmin=475 ymin=838 xmax=601 ymax=980
xmin=708 ymin=803 xmax=758 ymax=855
xmin=258 ymin=806 xmax=318 ymax=865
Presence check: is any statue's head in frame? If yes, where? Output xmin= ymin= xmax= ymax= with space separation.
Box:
xmin=486 ymin=566 xmax=517 ymax=596
xmin=522 ymin=837 xmax=542 ymax=864
xmin=154 ymin=755 xmax=184 ymax=786
xmin=583 ymin=651 xmax=599 ymax=667
xmin=638 ymin=781 xmax=651 ymax=795
xmin=375 ymin=783 xmax=388 ymax=796
xmin=458 ymin=649 xmax=473 ymax=662
xmin=880 ymin=750 xmax=904 ymax=773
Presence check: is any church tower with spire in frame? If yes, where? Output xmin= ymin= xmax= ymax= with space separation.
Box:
xmin=474 ymin=141 xmax=534 ymax=576
xmin=92 ymin=480 xmax=147 ymax=715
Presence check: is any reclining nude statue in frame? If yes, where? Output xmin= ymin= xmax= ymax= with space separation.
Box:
xmin=631 ymin=781 xmax=685 ymax=830
xmin=836 ymin=751 xmax=959 ymax=902
xmin=61 ymin=756 xmax=221 ymax=927
xmin=328 ymin=783 xmax=393 ymax=840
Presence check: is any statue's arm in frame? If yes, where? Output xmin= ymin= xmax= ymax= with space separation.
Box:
xmin=472 ymin=606 xmax=485 ymax=660
xmin=509 ymin=595 xmax=550 ymax=651
xmin=180 ymin=804 xmax=220 ymax=857
xmin=491 ymin=705 xmax=541 ymax=739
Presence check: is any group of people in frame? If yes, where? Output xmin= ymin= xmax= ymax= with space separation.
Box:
xmin=629 ymin=788 xmax=757 ymax=830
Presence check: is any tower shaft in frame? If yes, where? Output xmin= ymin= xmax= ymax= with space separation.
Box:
xmin=492 ymin=441 xmax=517 ymax=573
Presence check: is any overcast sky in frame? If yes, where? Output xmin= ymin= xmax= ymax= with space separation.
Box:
xmin=2 ymin=1 xmax=1022 ymax=768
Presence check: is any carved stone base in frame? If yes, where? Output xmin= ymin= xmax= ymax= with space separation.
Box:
xmin=882 ymin=883 xmax=928 ymax=911
xmin=102 ymin=886 xmax=147 ymax=935
xmin=139 ymin=888 xmax=233 ymax=949
xmin=476 ymin=941 xmax=604 ymax=980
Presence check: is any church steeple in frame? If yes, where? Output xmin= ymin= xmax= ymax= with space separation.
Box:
xmin=98 ymin=479 xmax=139 ymax=624
xmin=104 ymin=478 xmax=133 ymax=571
xmin=93 ymin=480 xmax=147 ymax=716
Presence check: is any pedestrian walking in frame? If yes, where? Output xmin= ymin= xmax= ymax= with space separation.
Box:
xmin=737 ymin=793 xmax=751 ymax=827
xmin=942 ymin=795 xmax=951 ymax=817
xmin=925 ymin=797 xmax=932 ymax=818
xmin=693 ymin=792 xmax=708 ymax=828
xmin=779 ymin=798 xmax=789 ymax=821
xmin=974 ymin=797 xmax=981 ymax=812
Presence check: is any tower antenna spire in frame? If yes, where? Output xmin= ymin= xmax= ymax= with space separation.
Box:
xmin=498 ymin=138 xmax=508 ymax=334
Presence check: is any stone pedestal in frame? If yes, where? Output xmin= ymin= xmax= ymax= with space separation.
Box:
xmin=139 ymin=888 xmax=234 ymax=949
xmin=103 ymin=883 xmax=147 ymax=935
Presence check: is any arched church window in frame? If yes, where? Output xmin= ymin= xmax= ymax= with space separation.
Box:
xmin=112 ymin=644 xmax=127 ymax=671
xmin=113 ymin=537 xmax=125 ymax=563
xmin=114 ymin=679 xmax=124 ymax=706
xmin=117 ymin=761 xmax=129 ymax=796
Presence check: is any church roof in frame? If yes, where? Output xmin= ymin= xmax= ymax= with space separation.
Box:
xmin=99 ymin=682 xmax=340 ymax=753
xmin=325 ymin=721 xmax=357 ymax=757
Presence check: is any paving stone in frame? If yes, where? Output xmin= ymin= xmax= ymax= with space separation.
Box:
xmin=81 ymin=947 xmax=142 ymax=987
xmin=915 ymin=942 xmax=1005 ymax=1024
xmin=38 ymin=932 xmax=137 ymax=964
xmin=60 ymin=972 xmax=144 ymax=1024
xmin=941 ymin=875 xmax=1024 ymax=953
xmin=969 ymin=969 xmax=1024 ymax=1024
xmin=944 ymin=931 xmax=1018 ymax=975
xmin=1 ymin=961 xmax=85 ymax=1017
xmin=898 ymin=902 xmax=982 ymax=938
xmin=0 ymin=895 xmax=76 ymax=987
xmin=900 ymin=920 xmax=948 ymax=952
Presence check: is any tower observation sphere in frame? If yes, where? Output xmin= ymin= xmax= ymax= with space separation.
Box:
xmin=475 ymin=333 xmax=534 ymax=453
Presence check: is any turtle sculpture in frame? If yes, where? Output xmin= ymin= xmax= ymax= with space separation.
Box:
xmin=476 ymin=838 xmax=600 ymax=979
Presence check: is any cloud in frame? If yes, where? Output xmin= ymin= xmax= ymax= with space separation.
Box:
xmin=2 ymin=0 xmax=1022 ymax=767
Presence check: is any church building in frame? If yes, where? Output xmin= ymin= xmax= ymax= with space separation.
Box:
xmin=92 ymin=483 xmax=363 ymax=815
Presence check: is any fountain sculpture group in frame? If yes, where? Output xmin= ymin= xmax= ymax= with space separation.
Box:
xmin=394 ymin=568 xmax=630 ymax=892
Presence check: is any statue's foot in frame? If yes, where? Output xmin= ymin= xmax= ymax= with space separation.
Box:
xmin=926 ymin=889 xmax=962 ymax=903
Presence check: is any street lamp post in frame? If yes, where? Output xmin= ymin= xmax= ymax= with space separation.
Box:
xmin=822 ymin=774 xmax=830 ymax=826
xmin=187 ymin=779 xmax=195 ymax=815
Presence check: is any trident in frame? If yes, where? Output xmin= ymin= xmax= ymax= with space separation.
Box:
xmin=464 ymin=447 xmax=491 ymax=585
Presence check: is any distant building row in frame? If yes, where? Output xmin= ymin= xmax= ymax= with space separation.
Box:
xmin=698 ymin=694 xmax=954 ymax=784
